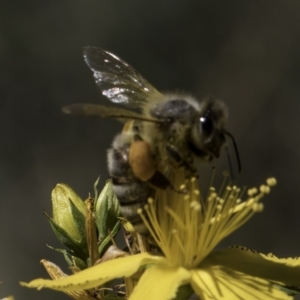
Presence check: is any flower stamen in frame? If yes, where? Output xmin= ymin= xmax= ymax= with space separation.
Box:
xmin=139 ymin=175 xmax=277 ymax=271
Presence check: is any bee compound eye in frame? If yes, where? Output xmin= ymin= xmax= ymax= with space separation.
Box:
xmin=200 ymin=116 xmax=214 ymax=136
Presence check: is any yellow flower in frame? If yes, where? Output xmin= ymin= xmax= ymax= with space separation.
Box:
xmin=21 ymin=175 xmax=300 ymax=300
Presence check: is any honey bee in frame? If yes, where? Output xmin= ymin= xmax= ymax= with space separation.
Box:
xmin=63 ymin=47 xmax=237 ymax=234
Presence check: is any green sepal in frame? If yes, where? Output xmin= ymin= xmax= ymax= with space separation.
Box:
xmin=95 ymin=180 xmax=120 ymax=243
xmin=46 ymin=244 xmax=88 ymax=270
xmin=45 ymin=212 xmax=88 ymax=261
xmin=46 ymin=244 xmax=76 ymax=268
xmin=71 ymin=256 xmax=88 ymax=270
xmin=63 ymin=251 xmax=74 ymax=267
xmin=98 ymin=220 xmax=121 ymax=256
xmin=46 ymin=244 xmax=74 ymax=257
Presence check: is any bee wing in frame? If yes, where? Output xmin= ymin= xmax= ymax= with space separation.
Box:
xmin=62 ymin=104 xmax=162 ymax=124
xmin=84 ymin=47 xmax=162 ymax=109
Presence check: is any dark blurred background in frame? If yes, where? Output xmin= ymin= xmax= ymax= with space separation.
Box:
xmin=1 ymin=0 xmax=300 ymax=299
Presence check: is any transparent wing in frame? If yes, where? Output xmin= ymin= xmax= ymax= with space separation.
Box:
xmin=84 ymin=47 xmax=162 ymax=110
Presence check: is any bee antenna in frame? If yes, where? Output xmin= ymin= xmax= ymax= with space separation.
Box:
xmin=224 ymin=131 xmax=241 ymax=174
xmin=224 ymin=145 xmax=235 ymax=181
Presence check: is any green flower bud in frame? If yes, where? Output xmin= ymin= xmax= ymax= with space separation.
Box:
xmin=47 ymin=184 xmax=88 ymax=261
xmin=94 ymin=180 xmax=121 ymax=255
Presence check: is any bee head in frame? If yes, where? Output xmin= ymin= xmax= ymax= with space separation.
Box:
xmin=189 ymin=98 xmax=228 ymax=160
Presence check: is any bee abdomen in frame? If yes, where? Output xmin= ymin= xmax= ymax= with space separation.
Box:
xmin=108 ymin=135 xmax=151 ymax=234
xmin=112 ymin=177 xmax=151 ymax=235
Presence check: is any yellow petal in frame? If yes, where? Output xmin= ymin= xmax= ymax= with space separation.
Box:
xmin=40 ymin=259 xmax=95 ymax=300
xmin=129 ymin=265 xmax=191 ymax=300
xmin=191 ymin=267 xmax=292 ymax=300
xmin=201 ymin=246 xmax=300 ymax=286
xmin=20 ymin=253 xmax=164 ymax=292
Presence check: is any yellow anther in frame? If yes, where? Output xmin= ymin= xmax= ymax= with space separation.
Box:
xmin=267 ymin=177 xmax=277 ymax=186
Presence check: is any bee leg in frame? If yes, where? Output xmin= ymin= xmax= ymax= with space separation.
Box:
xmin=165 ymin=144 xmax=198 ymax=177
xmin=129 ymin=139 xmax=156 ymax=181
xmin=128 ymin=139 xmax=186 ymax=194
xmin=148 ymin=170 xmax=187 ymax=194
